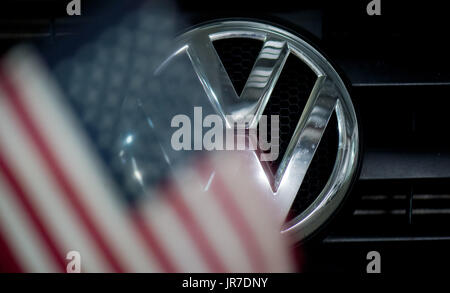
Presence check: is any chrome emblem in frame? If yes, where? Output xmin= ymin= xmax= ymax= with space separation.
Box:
xmin=161 ymin=21 xmax=359 ymax=241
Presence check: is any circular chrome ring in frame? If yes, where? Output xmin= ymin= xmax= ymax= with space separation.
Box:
xmin=162 ymin=21 xmax=359 ymax=242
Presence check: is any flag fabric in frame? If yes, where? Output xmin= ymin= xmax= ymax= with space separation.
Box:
xmin=0 ymin=46 xmax=295 ymax=273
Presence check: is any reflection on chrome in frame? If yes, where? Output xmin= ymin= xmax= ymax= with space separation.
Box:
xmin=160 ymin=21 xmax=359 ymax=242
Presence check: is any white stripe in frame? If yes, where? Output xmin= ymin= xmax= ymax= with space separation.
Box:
xmin=0 ymin=175 xmax=57 ymax=273
xmin=211 ymin=153 xmax=294 ymax=272
xmin=140 ymin=192 xmax=207 ymax=273
xmin=3 ymin=47 xmax=160 ymax=272
xmin=173 ymin=167 xmax=254 ymax=272
xmin=138 ymin=190 xmax=207 ymax=273
xmin=0 ymin=95 xmax=109 ymax=273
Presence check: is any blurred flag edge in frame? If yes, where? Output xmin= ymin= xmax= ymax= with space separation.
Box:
xmin=0 ymin=46 xmax=297 ymax=273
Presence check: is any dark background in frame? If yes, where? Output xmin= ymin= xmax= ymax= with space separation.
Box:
xmin=1 ymin=0 xmax=450 ymax=273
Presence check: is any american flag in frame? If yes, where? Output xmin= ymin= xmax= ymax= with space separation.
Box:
xmin=0 ymin=3 xmax=296 ymax=273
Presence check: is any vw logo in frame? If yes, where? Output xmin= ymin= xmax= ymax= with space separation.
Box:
xmin=159 ymin=20 xmax=360 ymax=241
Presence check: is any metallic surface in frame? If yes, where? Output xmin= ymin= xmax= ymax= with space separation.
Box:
xmin=159 ymin=21 xmax=359 ymax=241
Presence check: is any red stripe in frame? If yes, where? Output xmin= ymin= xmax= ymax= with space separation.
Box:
xmin=162 ymin=183 xmax=227 ymax=273
xmin=0 ymin=66 xmax=125 ymax=273
xmin=0 ymin=224 xmax=24 ymax=273
xmin=130 ymin=210 xmax=177 ymax=273
xmin=197 ymin=158 xmax=267 ymax=272
xmin=0 ymin=152 xmax=66 ymax=272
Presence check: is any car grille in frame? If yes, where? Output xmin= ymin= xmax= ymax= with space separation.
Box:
xmin=326 ymin=85 xmax=450 ymax=243
xmin=3 ymin=4 xmax=449 ymax=238
xmin=2 ymin=0 xmax=450 ymax=272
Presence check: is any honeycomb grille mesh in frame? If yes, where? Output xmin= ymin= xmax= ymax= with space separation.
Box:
xmin=213 ymin=38 xmax=338 ymax=218
xmin=213 ymin=38 xmax=263 ymax=95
